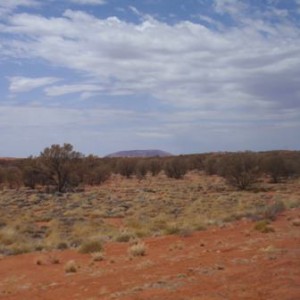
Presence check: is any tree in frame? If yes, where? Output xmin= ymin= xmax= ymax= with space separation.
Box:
xmin=39 ymin=143 xmax=83 ymax=192
xmin=164 ymin=157 xmax=187 ymax=179
xmin=220 ymin=152 xmax=260 ymax=190
xmin=148 ymin=158 xmax=162 ymax=176
xmin=263 ymin=154 xmax=288 ymax=183
xmin=22 ymin=157 xmax=47 ymax=189
xmin=203 ymin=155 xmax=220 ymax=175
xmin=116 ymin=158 xmax=136 ymax=178
xmin=81 ymin=156 xmax=111 ymax=185
xmin=136 ymin=160 xmax=148 ymax=180
xmin=5 ymin=166 xmax=23 ymax=189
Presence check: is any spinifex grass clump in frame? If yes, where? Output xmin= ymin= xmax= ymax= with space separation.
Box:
xmin=254 ymin=220 xmax=275 ymax=233
xmin=78 ymin=239 xmax=103 ymax=254
xmin=64 ymin=260 xmax=77 ymax=273
xmin=115 ymin=230 xmax=136 ymax=243
xmin=263 ymin=200 xmax=285 ymax=221
xmin=128 ymin=242 xmax=147 ymax=257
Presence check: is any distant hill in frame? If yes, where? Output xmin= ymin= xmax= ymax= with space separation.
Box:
xmin=106 ymin=150 xmax=172 ymax=158
xmin=0 ymin=157 xmax=18 ymax=161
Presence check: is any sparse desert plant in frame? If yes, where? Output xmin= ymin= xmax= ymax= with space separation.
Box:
xmin=57 ymin=242 xmax=69 ymax=250
xmin=254 ymin=220 xmax=275 ymax=233
xmin=39 ymin=143 xmax=83 ymax=192
xmin=178 ymin=227 xmax=193 ymax=237
xmin=164 ymin=157 xmax=187 ymax=179
xmin=136 ymin=160 xmax=148 ymax=180
xmin=220 ymin=152 xmax=261 ymax=190
xmin=164 ymin=223 xmax=181 ymax=235
xmin=0 ymin=167 xmax=5 ymax=187
xmin=194 ymin=223 xmax=207 ymax=231
xmin=0 ymin=227 xmax=19 ymax=246
xmin=116 ymin=158 xmax=136 ymax=178
xmin=64 ymin=260 xmax=77 ymax=273
xmin=128 ymin=242 xmax=146 ymax=257
xmin=263 ymin=200 xmax=285 ymax=221
xmin=148 ymin=158 xmax=162 ymax=176
xmin=203 ymin=155 xmax=220 ymax=175
xmin=91 ymin=252 xmax=104 ymax=262
xmin=263 ymin=154 xmax=288 ymax=183
xmin=83 ymin=160 xmax=111 ymax=186
xmin=49 ymin=255 xmax=60 ymax=264
xmin=5 ymin=167 xmax=23 ymax=189
xmin=115 ymin=230 xmax=136 ymax=243
xmin=78 ymin=239 xmax=103 ymax=254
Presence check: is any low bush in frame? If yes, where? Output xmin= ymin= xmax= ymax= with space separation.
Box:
xmin=254 ymin=220 xmax=275 ymax=233
xmin=78 ymin=239 xmax=103 ymax=254
xmin=128 ymin=242 xmax=146 ymax=257
xmin=64 ymin=260 xmax=77 ymax=273
xmin=115 ymin=230 xmax=136 ymax=243
xmin=263 ymin=200 xmax=285 ymax=221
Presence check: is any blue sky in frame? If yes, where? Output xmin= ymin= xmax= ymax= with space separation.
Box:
xmin=0 ymin=0 xmax=299 ymax=157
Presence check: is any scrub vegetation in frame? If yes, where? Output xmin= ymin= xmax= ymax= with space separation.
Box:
xmin=0 ymin=144 xmax=299 ymax=255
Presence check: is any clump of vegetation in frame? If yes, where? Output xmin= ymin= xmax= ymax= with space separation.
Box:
xmin=115 ymin=230 xmax=136 ymax=243
xmin=64 ymin=260 xmax=78 ymax=273
xmin=164 ymin=157 xmax=187 ymax=179
xmin=39 ymin=143 xmax=83 ymax=193
xmin=220 ymin=152 xmax=261 ymax=190
xmin=128 ymin=242 xmax=147 ymax=257
xmin=164 ymin=223 xmax=181 ymax=235
xmin=254 ymin=220 xmax=275 ymax=233
xmin=91 ymin=252 xmax=104 ymax=262
xmin=78 ymin=239 xmax=103 ymax=254
xmin=116 ymin=158 xmax=136 ymax=178
xmin=0 ymin=146 xmax=299 ymax=257
xmin=263 ymin=200 xmax=285 ymax=221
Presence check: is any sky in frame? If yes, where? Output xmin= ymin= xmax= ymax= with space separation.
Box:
xmin=0 ymin=0 xmax=299 ymax=157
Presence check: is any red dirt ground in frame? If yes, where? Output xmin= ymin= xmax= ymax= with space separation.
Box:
xmin=1 ymin=209 xmax=299 ymax=300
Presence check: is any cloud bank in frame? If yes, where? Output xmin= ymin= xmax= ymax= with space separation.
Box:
xmin=0 ymin=0 xmax=299 ymax=156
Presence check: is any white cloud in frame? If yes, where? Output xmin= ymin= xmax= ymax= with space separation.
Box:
xmin=213 ymin=0 xmax=247 ymax=16
xmin=0 ymin=0 xmax=39 ymax=17
xmin=1 ymin=8 xmax=298 ymax=112
xmin=8 ymin=76 xmax=61 ymax=93
xmin=44 ymin=83 xmax=104 ymax=97
xmin=0 ymin=0 xmax=39 ymax=9
xmin=0 ymin=105 xmax=135 ymax=128
xmin=70 ymin=0 xmax=106 ymax=5
xmin=0 ymin=5 xmax=300 ymax=155
xmin=1 ymin=8 xmax=299 ymax=111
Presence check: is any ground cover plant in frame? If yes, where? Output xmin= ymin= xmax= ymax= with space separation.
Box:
xmin=0 ymin=145 xmax=300 ymax=300
xmin=0 ymin=147 xmax=299 ymax=255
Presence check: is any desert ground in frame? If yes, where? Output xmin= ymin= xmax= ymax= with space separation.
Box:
xmin=0 ymin=172 xmax=299 ymax=299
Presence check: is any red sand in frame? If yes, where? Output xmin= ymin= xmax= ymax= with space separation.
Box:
xmin=1 ymin=209 xmax=299 ymax=300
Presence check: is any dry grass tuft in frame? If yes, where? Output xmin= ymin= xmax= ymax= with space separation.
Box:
xmin=91 ymin=252 xmax=104 ymax=262
xmin=64 ymin=260 xmax=77 ymax=273
xmin=128 ymin=242 xmax=147 ymax=257
xmin=254 ymin=220 xmax=275 ymax=233
xmin=78 ymin=239 xmax=103 ymax=254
